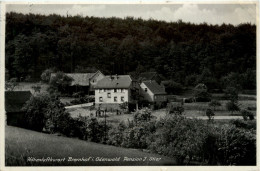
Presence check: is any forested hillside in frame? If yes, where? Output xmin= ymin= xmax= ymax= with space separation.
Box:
xmin=5 ymin=12 xmax=256 ymax=90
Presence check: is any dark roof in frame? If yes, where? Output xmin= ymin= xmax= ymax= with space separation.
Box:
xmin=139 ymin=72 xmax=158 ymax=81
xmin=94 ymin=75 xmax=132 ymax=89
xmin=50 ymin=72 xmax=99 ymax=86
xmin=142 ymin=80 xmax=166 ymax=95
xmin=5 ymin=91 xmax=32 ymax=113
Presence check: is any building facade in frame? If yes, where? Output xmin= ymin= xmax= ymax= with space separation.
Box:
xmin=140 ymin=80 xmax=167 ymax=104
xmin=94 ymin=75 xmax=139 ymax=110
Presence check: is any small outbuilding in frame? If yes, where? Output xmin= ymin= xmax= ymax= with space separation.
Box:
xmin=5 ymin=91 xmax=32 ymax=127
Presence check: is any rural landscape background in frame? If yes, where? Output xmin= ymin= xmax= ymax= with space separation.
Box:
xmin=4 ymin=4 xmax=256 ymax=166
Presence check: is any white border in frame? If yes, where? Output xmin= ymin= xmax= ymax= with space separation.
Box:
xmin=0 ymin=1 xmax=259 ymax=171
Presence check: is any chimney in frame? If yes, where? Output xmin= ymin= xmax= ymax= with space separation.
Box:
xmin=115 ymin=74 xmax=118 ymax=80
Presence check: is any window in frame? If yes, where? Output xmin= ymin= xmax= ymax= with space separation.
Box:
xmin=114 ymin=89 xmax=117 ymax=93
xmin=145 ymin=88 xmax=147 ymax=92
xmin=104 ymin=89 xmax=106 ymax=92
xmin=107 ymin=92 xmax=111 ymax=98
xmin=99 ymin=97 xmax=103 ymax=102
xmin=121 ymin=96 xmax=124 ymax=102
xmin=154 ymin=96 xmax=157 ymax=100
xmin=114 ymin=96 xmax=117 ymax=102
xmin=118 ymin=89 xmax=121 ymax=92
xmin=98 ymin=89 xmax=101 ymax=93
xmin=122 ymin=89 xmax=125 ymax=93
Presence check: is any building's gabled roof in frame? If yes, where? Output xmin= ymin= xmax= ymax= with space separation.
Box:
xmin=66 ymin=73 xmax=94 ymax=86
xmin=5 ymin=91 xmax=32 ymax=113
xmin=142 ymin=80 xmax=166 ymax=95
xmin=89 ymin=70 xmax=104 ymax=80
xmin=94 ymin=75 xmax=133 ymax=89
xmin=50 ymin=72 xmax=99 ymax=86
xmin=139 ymin=72 xmax=157 ymax=81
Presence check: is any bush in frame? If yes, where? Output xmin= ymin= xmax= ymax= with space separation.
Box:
xmin=148 ymin=115 xmax=207 ymax=164
xmin=230 ymin=119 xmax=256 ymax=130
xmin=22 ymin=93 xmax=71 ymax=133
xmin=22 ymin=94 xmax=50 ymax=131
xmin=41 ymin=68 xmax=55 ymax=83
xmin=241 ymin=109 xmax=254 ymax=120
xmin=208 ymin=100 xmax=221 ymax=111
xmin=226 ymin=101 xmax=240 ymax=114
xmin=49 ymin=71 xmax=73 ymax=94
xmin=216 ymin=124 xmax=256 ymax=165
xmin=167 ymin=103 xmax=184 ymax=115
xmin=194 ymin=91 xmax=212 ymax=102
xmin=133 ymin=108 xmax=152 ymax=123
xmin=206 ymin=108 xmax=215 ymax=121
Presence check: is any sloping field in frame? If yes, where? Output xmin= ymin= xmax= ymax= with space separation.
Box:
xmin=5 ymin=126 xmax=176 ymax=166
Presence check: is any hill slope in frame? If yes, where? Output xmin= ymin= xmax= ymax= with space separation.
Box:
xmin=5 ymin=126 xmax=176 ymax=166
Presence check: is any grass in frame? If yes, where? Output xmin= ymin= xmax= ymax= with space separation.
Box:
xmin=13 ymin=82 xmax=49 ymax=93
xmin=5 ymin=126 xmax=176 ymax=166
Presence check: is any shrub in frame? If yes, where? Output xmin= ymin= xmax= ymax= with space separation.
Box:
xmin=216 ymin=124 xmax=256 ymax=165
xmin=107 ymin=121 xmax=127 ymax=146
xmin=230 ymin=119 xmax=256 ymax=130
xmin=206 ymin=108 xmax=215 ymax=121
xmin=41 ymin=68 xmax=55 ymax=83
xmin=194 ymin=91 xmax=212 ymax=102
xmin=49 ymin=71 xmax=73 ymax=94
xmin=226 ymin=101 xmax=240 ymax=114
xmin=22 ymin=93 xmax=73 ymax=133
xmin=22 ymin=94 xmax=51 ymax=131
xmin=208 ymin=100 xmax=221 ymax=111
xmin=241 ymin=109 xmax=254 ymax=121
xmin=167 ymin=103 xmax=184 ymax=115
xmin=133 ymin=108 xmax=152 ymax=123
xmin=147 ymin=115 xmax=207 ymax=164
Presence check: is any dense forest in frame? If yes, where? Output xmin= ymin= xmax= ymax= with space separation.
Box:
xmin=5 ymin=12 xmax=256 ymax=90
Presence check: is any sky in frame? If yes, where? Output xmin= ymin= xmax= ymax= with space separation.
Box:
xmin=5 ymin=3 xmax=257 ymax=25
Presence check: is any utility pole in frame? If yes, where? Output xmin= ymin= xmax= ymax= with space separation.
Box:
xmin=104 ymin=108 xmax=107 ymax=143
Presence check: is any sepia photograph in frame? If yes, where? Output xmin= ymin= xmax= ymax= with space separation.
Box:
xmin=2 ymin=1 xmax=258 ymax=167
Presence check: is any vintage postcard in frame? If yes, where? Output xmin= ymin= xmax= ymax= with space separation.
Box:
xmin=0 ymin=1 xmax=259 ymax=170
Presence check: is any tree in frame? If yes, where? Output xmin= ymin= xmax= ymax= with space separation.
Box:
xmin=194 ymin=91 xmax=212 ymax=102
xmin=167 ymin=102 xmax=184 ymax=115
xmin=5 ymin=78 xmax=19 ymax=91
xmin=22 ymin=94 xmax=50 ymax=131
xmin=206 ymin=108 xmax=215 ymax=121
xmin=226 ymin=101 xmax=240 ymax=114
xmin=49 ymin=71 xmax=73 ymax=94
xmin=119 ymin=102 xmax=128 ymax=113
xmin=221 ymin=72 xmax=242 ymax=90
xmin=133 ymin=108 xmax=152 ymax=123
xmin=31 ymin=84 xmax=41 ymax=94
xmin=22 ymin=93 xmax=70 ymax=132
xmin=241 ymin=109 xmax=254 ymax=120
xmin=208 ymin=100 xmax=221 ymax=111
xmin=224 ymin=86 xmax=239 ymax=102
xmin=41 ymin=68 xmax=55 ymax=83
xmin=162 ymin=80 xmax=183 ymax=95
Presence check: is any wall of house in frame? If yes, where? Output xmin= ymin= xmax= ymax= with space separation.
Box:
xmin=95 ymin=88 xmax=129 ymax=104
xmin=154 ymin=94 xmax=167 ymax=102
xmin=140 ymin=83 xmax=154 ymax=102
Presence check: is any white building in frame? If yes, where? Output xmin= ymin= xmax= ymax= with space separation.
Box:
xmin=140 ymin=80 xmax=167 ymax=104
xmin=94 ymin=75 xmax=139 ymax=109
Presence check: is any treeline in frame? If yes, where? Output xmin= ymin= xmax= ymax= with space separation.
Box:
xmin=5 ymin=12 xmax=256 ymax=89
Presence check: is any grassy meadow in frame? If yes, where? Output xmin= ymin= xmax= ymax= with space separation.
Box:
xmin=5 ymin=126 xmax=176 ymax=166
